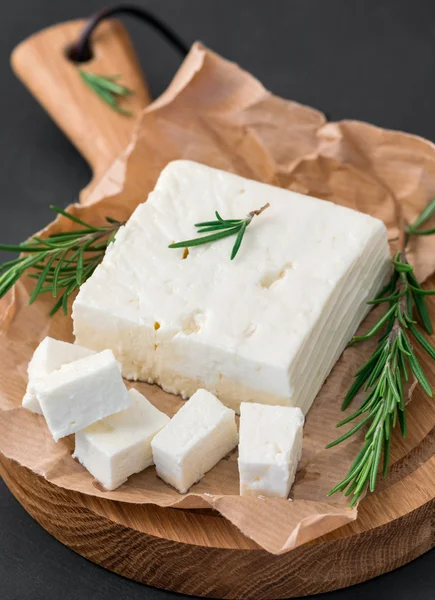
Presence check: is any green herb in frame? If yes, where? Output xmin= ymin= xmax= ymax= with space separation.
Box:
xmin=327 ymin=199 xmax=435 ymax=507
xmin=169 ymin=203 xmax=270 ymax=260
xmin=0 ymin=206 xmax=124 ymax=315
xmin=406 ymin=197 xmax=435 ymax=236
xmin=79 ymin=70 xmax=134 ymax=116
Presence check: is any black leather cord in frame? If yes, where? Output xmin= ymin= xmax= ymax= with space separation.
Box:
xmin=69 ymin=4 xmax=190 ymax=63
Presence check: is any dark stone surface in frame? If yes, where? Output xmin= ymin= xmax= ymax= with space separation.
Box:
xmin=0 ymin=1 xmax=433 ymax=598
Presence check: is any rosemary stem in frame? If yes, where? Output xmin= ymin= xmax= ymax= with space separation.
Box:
xmin=0 ymin=208 xmax=124 ymax=315
xmin=328 ymin=197 xmax=435 ymax=505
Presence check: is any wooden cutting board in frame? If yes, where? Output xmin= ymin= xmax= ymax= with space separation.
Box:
xmin=11 ymin=19 xmax=151 ymax=203
xmin=1 ymin=18 xmax=434 ymax=600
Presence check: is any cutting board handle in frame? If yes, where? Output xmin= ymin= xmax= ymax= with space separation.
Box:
xmin=11 ymin=19 xmax=151 ymax=185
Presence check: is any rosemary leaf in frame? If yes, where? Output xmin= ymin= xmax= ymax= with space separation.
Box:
xmin=407 ymin=226 xmax=435 ymax=236
xmin=407 ymin=197 xmax=435 ymax=231
xmin=76 ymin=246 xmax=85 ymax=286
xmin=349 ymin=304 xmax=396 ymax=343
xmin=341 ymin=369 xmax=372 ymax=410
xmin=29 ymin=252 xmax=59 ymax=305
xmin=412 ymin=289 xmax=433 ymax=334
xmin=169 ymin=204 xmax=270 ymax=260
xmin=231 ymin=221 xmax=248 ymax=260
xmin=196 ymin=223 xmax=240 ymax=233
xmin=386 ymin=367 xmax=401 ymax=405
xmin=62 ymin=288 xmax=70 ymax=316
xmin=53 ymin=249 xmax=68 ymax=298
xmin=79 ymin=70 xmax=134 ymax=117
xmin=408 ymin=322 xmax=435 ymax=360
xmin=0 ymin=256 xmax=27 ymax=271
xmin=367 ymin=289 xmax=406 ymax=305
xmin=80 ymin=70 xmax=133 ymax=96
xmin=196 ymin=219 xmax=241 ymax=227
xmin=325 ymin=412 xmax=372 ymax=448
xmin=407 ymin=349 xmax=432 ymax=396
xmin=49 ymin=294 xmax=64 ymax=317
xmin=354 ymin=343 xmax=386 ymax=376
xmin=369 ymin=429 xmax=384 ymax=492
xmin=328 ymin=199 xmax=435 ymax=506
xmin=372 ymin=279 xmax=394 ymax=302
xmin=409 ymin=285 xmax=435 ymax=296
xmin=0 ymin=206 xmax=125 ymax=314
xmin=96 ymin=87 xmax=133 ymax=116
xmin=391 ymin=257 xmax=413 ymax=272
xmin=50 ymin=205 xmax=99 ymax=229
xmin=169 ymin=226 xmax=241 ymax=249
xmin=0 ymin=244 xmax=46 ymax=253
xmin=105 ymin=216 xmax=123 ymax=225
xmin=398 ymin=406 xmax=407 ymax=436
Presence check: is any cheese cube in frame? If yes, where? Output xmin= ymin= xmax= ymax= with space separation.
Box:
xmin=34 ymin=349 xmax=132 ymax=442
xmin=73 ymin=160 xmax=390 ymax=414
xmin=238 ymin=403 xmax=304 ymax=498
xmin=22 ymin=337 xmax=95 ymax=414
xmin=73 ymin=388 xmax=170 ymax=490
xmin=151 ymin=389 xmax=238 ymax=493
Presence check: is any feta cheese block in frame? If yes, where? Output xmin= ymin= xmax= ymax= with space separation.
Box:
xmin=151 ymin=389 xmax=238 ymax=493
xmin=34 ymin=349 xmax=132 ymax=442
xmin=73 ymin=160 xmax=390 ymax=414
xmin=22 ymin=337 xmax=95 ymax=414
xmin=238 ymin=403 xmax=304 ymax=498
xmin=73 ymin=388 xmax=170 ymax=490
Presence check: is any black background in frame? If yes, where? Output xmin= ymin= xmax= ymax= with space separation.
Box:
xmin=0 ymin=1 xmax=434 ymax=599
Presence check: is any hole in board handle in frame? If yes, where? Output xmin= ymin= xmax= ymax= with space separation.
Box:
xmin=65 ymin=43 xmax=94 ymax=63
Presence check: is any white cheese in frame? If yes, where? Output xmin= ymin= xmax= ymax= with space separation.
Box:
xmin=22 ymin=337 xmax=95 ymax=414
xmin=238 ymin=403 xmax=304 ymax=498
xmin=151 ymin=388 xmax=238 ymax=493
xmin=73 ymin=388 xmax=169 ymax=490
xmin=34 ymin=349 xmax=132 ymax=442
xmin=73 ymin=160 xmax=390 ymax=414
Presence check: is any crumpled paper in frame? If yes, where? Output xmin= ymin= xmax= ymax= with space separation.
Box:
xmin=1 ymin=43 xmax=435 ymax=555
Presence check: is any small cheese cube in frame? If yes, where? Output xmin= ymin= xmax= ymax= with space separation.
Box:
xmin=151 ymin=389 xmax=238 ymax=493
xmin=238 ymin=403 xmax=304 ymax=498
xmin=22 ymin=337 xmax=95 ymax=414
xmin=73 ymin=389 xmax=170 ymax=490
xmin=34 ymin=349 xmax=132 ymax=442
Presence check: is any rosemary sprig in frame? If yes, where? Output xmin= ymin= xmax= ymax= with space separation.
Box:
xmin=169 ymin=203 xmax=270 ymax=260
xmin=0 ymin=206 xmax=124 ymax=315
xmin=79 ymin=70 xmax=134 ymax=116
xmin=327 ymin=200 xmax=435 ymax=507
xmin=406 ymin=197 xmax=435 ymax=236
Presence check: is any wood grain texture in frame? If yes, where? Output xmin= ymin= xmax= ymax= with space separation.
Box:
xmin=0 ymin=453 xmax=433 ymax=599
xmin=2 ymin=289 xmax=435 ymax=596
xmin=2 ymin=17 xmax=435 ymax=600
xmin=10 ymin=19 xmax=151 ymax=203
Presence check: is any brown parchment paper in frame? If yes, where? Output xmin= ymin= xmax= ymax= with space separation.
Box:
xmin=1 ymin=43 xmax=435 ymax=555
